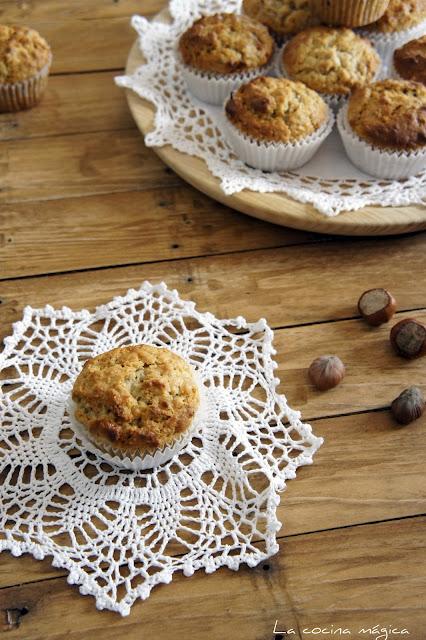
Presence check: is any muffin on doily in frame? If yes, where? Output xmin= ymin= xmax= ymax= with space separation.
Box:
xmin=361 ymin=0 xmax=426 ymax=63
xmin=337 ymin=79 xmax=426 ymax=179
xmin=177 ymin=12 xmax=275 ymax=105
xmin=312 ymin=0 xmax=390 ymax=27
xmin=0 ymin=25 xmax=51 ymax=112
xmin=280 ymin=27 xmax=381 ymax=110
xmin=72 ymin=345 xmax=201 ymax=469
xmin=224 ymin=76 xmax=334 ymax=171
xmin=242 ymin=0 xmax=318 ymax=41
xmin=393 ymin=34 xmax=426 ymax=83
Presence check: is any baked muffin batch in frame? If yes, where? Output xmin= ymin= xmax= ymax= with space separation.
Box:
xmin=177 ymin=2 xmax=426 ymax=178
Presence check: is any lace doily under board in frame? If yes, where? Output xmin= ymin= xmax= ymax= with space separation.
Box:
xmin=115 ymin=0 xmax=426 ymax=217
xmin=0 ymin=282 xmax=322 ymax=616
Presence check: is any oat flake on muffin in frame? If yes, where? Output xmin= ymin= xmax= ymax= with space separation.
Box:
xmin=242 ymin=0 xmax=317 ymax=38
xmin=72 ymin=345 xmax=200 ymax=453
xmin=282 ymin=26 xmax=381 ymax=96
xmin=178 ymin=12 xmax=274 ymax=75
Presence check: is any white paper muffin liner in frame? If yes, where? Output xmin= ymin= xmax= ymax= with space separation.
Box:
xmin=337 ymin=103 xmax=426 ymax=180
xmin=0 ymin=55 xmax=51 ymax=112
xmin=223 ymin=103 xmax=335 ymax=172
xmin=358 ymin=20 xmax=426 ymax=71
xmin=177 ymin=48 xmax=276 ymax=105
xmin=276 ymin=43 xmax=381 ymax=111
xmin=67 ymin=373 xmax=208 ymax=471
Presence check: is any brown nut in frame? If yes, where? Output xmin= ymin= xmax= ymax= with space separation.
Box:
xmin=358 ymin=288 xmax=396 ymax=326
xmin=308 ymin=355 xmax=345 ymax=391
xmin=391 ymin=386 xmax=425 ymax=425
xmin=390 ymin=318 xmax=426 ymax=359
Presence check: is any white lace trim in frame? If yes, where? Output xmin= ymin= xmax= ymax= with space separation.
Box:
xmin=115 ymin=0 xmax=426 ymax=217
xmin=0 ymin=282 xmax=322 ymax=615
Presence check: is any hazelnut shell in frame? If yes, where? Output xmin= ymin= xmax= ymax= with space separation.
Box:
xmin=308 ymin=355 xmax=345 ymax=391
xmin=357 ymin=288 xmax=396 ymax=326
xmin=390 ymin=318 xmax=426 ymax=359
xmin=391 ymin=386 xmax=425 ymax=425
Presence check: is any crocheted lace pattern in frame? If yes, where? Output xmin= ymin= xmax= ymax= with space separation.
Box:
xmin=0 ymin=283 xmax=322 ymax=615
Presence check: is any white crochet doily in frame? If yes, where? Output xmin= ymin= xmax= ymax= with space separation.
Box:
xmin=0 ymin=282 xmax=322 ymax=616
xmin=115 ymin=0 xmax=426 ymax=217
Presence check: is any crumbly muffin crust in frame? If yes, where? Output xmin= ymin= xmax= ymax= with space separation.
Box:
xmin=178 ymin=13 xmax=274 ymax=75
xmin=0 ymin=25 xmax=51 ymax=84
xmin=282 ymin=27 xmax=381 ymax=96
xmin=243 ymin=0 xmax=317 ymax=37
xmin=225 ymin=76 xmax=328 ymax=143
xmin=72 ymin=345 xmax=200 ymax=452
xmin=394 ymin=35 xmax=426 ymax=83
xmin=348 ymin=79 xmax=426 ymax=150
xmin=365 ymin=0 xmax=426 ymax=33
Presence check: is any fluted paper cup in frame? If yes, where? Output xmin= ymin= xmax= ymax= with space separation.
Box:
xmin=337 ymin=103 xmax=426 ymax=179
xmin=223 ymin=105 xmax=335 ymax=172
xmin=177 ymin=48 xmax=276 ymax=106
xmin=313 ymin=0 xmax=390 ymax=27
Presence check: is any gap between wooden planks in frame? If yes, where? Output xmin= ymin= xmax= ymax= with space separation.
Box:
xmin=0 ymin=0 xmax=165 ymax=74
xmin=0 ymin=188 xmax=325 ymax=279
xmin=1 ymin=186 xmax=425 ymax=279
xmin=0 ymin=406 xmax=425 ymax=591
xmin=1 ymin=517 xmax=425 ymax=639
xmin=1 ymin=255 xmax=426 ymax=419
xmin=0 ymin=71 xmax=135 ymax=142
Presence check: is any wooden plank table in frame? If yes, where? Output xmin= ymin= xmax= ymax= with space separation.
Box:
xmin=1 ymin=2 xmax=425 ymax=638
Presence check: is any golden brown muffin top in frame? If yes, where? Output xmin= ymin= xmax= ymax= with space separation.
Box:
xmin=365 ymin=0 xmax=426 ymax=33
xmin=394 ymin=35 xmax=426 ymax=84
xmin=282 ymin=27 xmax=381 ymax=96
xmin=72 ymin=345 xmax=200 ymax=452
xmin=225 ymin=76 xmax=329 ymax=143
xmin=0 ymin=25 xmax=51 ymax=83
xmin=348 ymin=79 xmax=426 ymax=151
xmin=243 ymin=0 xmax=318 ymax=36
xmin=178 ymin=13 xmax=274 ymax=75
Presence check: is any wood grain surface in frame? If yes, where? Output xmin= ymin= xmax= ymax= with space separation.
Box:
xmin=0 ymin=2 xmax=425 ymax=639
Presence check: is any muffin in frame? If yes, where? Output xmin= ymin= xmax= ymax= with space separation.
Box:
xmin=177 ymin=13 xmax=275 ymax=105
xmin=0 ymin=25 xmax=51 ymax=112
xmin=312 ymin=0 xmax=390 ymax=27
xmin=361 ymin=0 xmax=426 ymax=65
xmin=393 ymin=35 xmax=426 ymax=83
xmin=337 ymin=79 xmax=426 ymax=179
xmin=224 ymin=76 xmax=334 ymax=171
xmin=72 ymin=345 xmax=201 ymax=469
xmin=280 ymin=27 xmax=381 ymax=109
xmin=242 ymin=0 xmax=318 ymax=41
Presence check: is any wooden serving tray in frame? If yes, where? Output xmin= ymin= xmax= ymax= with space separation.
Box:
xmin=124 ymin=16 xmax=426 ymax=236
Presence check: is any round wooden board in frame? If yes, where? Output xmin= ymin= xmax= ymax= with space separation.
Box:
xmin=125 ymin=24 xmax=426 ymax=236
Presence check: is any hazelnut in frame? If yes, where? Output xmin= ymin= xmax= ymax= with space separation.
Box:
xmin=358 ymin=288 xmax=396 ymax=326
xmin=391 ymin=386 xmax=425 ymax=425
xmin=308 ymin=355 xmax=345 ymax=391
xmin=390 ymin=318 xmax=426 ymax=359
